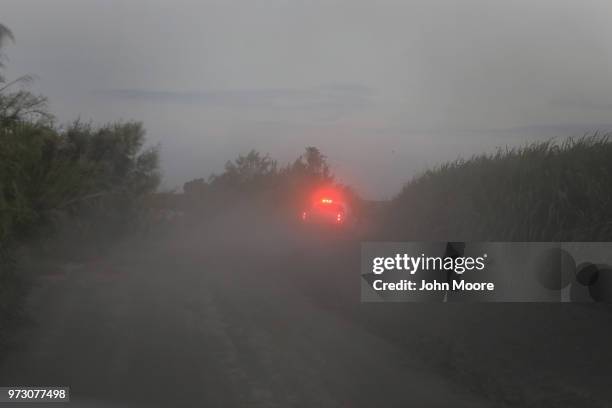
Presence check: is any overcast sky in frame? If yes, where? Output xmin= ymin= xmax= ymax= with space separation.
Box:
xmin=4 ymin=0 xmax=612 ymax=197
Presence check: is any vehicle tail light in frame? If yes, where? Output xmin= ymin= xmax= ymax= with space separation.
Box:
xmin=301 ymin=211 xmax=307 ymax=221
xmin=336 ymin=213 xmax=343 ymax=223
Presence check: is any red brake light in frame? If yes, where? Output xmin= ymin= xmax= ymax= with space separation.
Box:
xmin=321 ymin=198 xmax=333 ymax=204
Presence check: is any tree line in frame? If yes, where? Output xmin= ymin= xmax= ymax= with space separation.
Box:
xmin=0 ymin=24 xmax=161 ymax=325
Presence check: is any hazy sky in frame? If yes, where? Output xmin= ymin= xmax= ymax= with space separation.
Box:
xmin=4 ymin=0 xmax=612 ymax=197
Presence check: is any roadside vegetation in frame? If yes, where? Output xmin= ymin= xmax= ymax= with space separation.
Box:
xmin=181 ymin=147 xmax=362 ymax=220
xmin=0 ymin=24 xmax=160 ymax=337
xmin=386 ymin=136 xmax=612 ymax=241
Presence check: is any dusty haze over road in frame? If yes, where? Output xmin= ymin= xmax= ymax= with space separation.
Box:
xmin=0 ymin=215 xmax=494 ymax=407
xmin=3 ymin=211 xmax=612 ymax=407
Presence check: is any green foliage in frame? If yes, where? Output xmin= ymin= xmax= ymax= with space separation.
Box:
xmin=209 ymin=150 xmax=278 ymax=192
xmin=0 ymin=121 xmax=160 ymax=245
xmin=0 ymin=83 xmax=50 ymax=126
xmin=288 ymin=146 xmax=332 ymax=181
xmin=183 ymin=146 xmax=342 ymax=215
xmin=0 ymin=26 xmax=50 ymax=126
xmin=62 ymin=120 xmax=161 ymax=197
xmin=388 ymin=135 xmax=612 ymax=241
xmin=0 ymin=123 xmax=56 ymax=243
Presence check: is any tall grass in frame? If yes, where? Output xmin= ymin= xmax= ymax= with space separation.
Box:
xmin=387 ymin=135 xmax=612 ymax=241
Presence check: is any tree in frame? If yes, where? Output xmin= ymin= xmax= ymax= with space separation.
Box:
xmin=287 ymin=146 xmax=333 ymax=182
xmin=0 ymin=24 xmax=50 ymax=125
xmin=0 ymin=120 xmax=161 ymax=244
xmin=303 ymin=146 xmax=331 ymax=179
xmin=209 ymin=150 xmax=278 ymax=190
xmin=59 ymin=120 xmax=161 ymax=201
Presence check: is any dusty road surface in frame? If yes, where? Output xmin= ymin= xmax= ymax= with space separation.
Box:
xmin=2 ymin=214 xmax=612 ymax=408
xmin=0 ymin=217 xmax=493 ymax=408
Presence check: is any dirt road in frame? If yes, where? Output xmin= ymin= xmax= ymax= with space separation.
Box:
xmin=0 ymin=222 xmax=492 ymax=408
xmin=2 ymin=215 xmax=612 ymax=408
